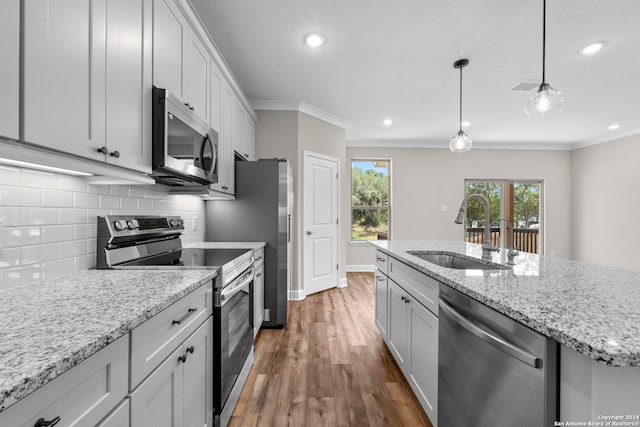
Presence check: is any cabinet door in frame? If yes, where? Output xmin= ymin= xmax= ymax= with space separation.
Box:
xmin=374 ymin=271 xmax=388 ymax=340
xmin=185 ymin=32 xmax=209 ymax=122
xmin=409 ymin=299 xmax=438 ymax=425
xmin=253 ymin=264 xmax=264 ymax=337
xmin=232 ymin=98 xmax=247 ymax=159
xmin=0 ymin=0 xmax=19 ymax=139
xmin=245 ymin=113 xmax=256 ymax=160
xmin=153 ymin=0 xmax=187 ymax=101
xmin=96 ymin=399 xmax=130 ymax=427
xmin=101 ymin=0 xmax=152 ymax=172
xmin=211 ymin=83 xmax=235 ymax=194
xmin=22 ymin=0 xmax=97 ymax=158
xmin=130 ymin=344 xmax=184 ymax=427
xmin=387 ymin=279 xmax=409 ymax=370
xmin=209 ymin=62 xmax=223 ymax=133
xmin=183 ymin=318 xmax=214 ymax=427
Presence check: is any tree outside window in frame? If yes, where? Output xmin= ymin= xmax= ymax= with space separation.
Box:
xmin=351 ymin=160 xmax=390 ymax=241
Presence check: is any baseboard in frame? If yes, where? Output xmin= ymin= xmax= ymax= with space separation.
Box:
xmin=338 ymin=276 xmax=348 ymax=288
xmin=346 ymin=264 xmax=376 ymax=272
xmin=288 ymin=289 xmax=305 ymax=301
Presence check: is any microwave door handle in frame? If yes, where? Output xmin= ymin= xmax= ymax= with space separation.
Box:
xmin=199 ymin=134 xmax=216 ymax=179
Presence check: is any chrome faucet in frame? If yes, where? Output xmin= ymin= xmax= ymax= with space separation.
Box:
xmin=501 ymin=219 xmax=519 ymax=265
xmin=454 ymin=194 xmax=499 ymax=260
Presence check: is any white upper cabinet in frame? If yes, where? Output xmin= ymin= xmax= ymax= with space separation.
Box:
xmin=232 ymin=98 xmax=256 ymax=161
xmin=22 ymin=0 xmax=151 ymax=173
xmin=0 ymin=0 xmax=19 ymax=139
xmin=153 ymin=0 xmax=209 ymax=123
xmin=209 ymin=75 xmax=234 ymax=195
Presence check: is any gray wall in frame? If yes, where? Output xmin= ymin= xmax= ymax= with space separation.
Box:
xmin=571 ymin=134 xmax=640 ymax=271
xmin=345 ymin=147 xmax=573 ymax=268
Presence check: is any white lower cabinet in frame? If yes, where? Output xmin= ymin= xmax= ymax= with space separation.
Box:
xmin=253 ymin=247 xmax=265 ymax=337
xmin=131 ymin=317 xmax=214 ymax=427
xmin=0 ymin=335 xmax=129 ymax=427
xmin=97 ymin=399 xmax=130 ymax=427
xmin=378 ymin=251 xmax=439 ymax=426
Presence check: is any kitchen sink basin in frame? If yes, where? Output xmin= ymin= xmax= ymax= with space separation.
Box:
xmin=407 ymin=251 xmax=510 ymax=270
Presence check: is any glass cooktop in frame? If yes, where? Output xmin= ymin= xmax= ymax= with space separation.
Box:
xmin=118 ymin=248 xmax=252 ymax=268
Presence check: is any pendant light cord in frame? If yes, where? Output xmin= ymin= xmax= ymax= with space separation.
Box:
xmin=542 ymin=0 xmax=546 ymax=84
xmin=459 ymin=65 xmax=463 ymax=133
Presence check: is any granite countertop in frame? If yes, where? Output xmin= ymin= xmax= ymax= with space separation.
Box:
xmin=185 ymin=241 xmax=266 ymax=250
xmin=0 ymin=269 xmax=216 ymax=412
xmin=371 ymin=240 xmax=640 ymax=367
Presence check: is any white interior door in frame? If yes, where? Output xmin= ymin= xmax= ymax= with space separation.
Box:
xmin=303 ymin=152 xmax=339 ymax=296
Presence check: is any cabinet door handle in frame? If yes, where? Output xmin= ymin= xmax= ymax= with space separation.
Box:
xmin=172 ymin=308 xmax=197 ymax=325
xmin=377 ymin=257 xmax=385 ymax=262
xmin=186 ymin=345 xmax=195 ymax=354
xmin=34 ymin=417 xmax=61 ymax=427
xmin=256 ymin=273 xmax=262 ymax=277
xmin=178 ymin=354 xmax=187 ymax=363
xmin=97 ymin=146 xmax=108 ymax=155
xmin=376 ymin=277 xmax=384 ymax=282
xmin=110 ymin=150 xmax=120 ymax=158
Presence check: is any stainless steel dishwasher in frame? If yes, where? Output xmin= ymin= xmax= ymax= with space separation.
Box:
xmin=438 ymin=285 xmax=558 ymax=426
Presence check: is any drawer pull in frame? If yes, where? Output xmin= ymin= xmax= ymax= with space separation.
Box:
xmin=376 ymin=277 xmax=384 ymax=281
xmin=178 ymin=354 xmax=188 ymax=363
xmin=377 ymin=257 xmax=385 ymax=262
xmin=34 ymin=417 xmax=61 ymax=427
xmin=186 ymin=345 xmax=195 ymax=354
xmin=172 ymin=308 xmax=197 ymax=325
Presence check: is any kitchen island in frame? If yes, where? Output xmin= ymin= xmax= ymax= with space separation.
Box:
xmin=372 ymin=240 xmax=640 ymax=422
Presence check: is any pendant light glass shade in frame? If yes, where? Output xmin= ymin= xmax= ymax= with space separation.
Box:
xmin=450 ymin=130 xmax=472 ymax=152
xmin=450 ymin=59 xmax=471 ymax=153
xmin=524 ymin=82 xmax=563 ymax=117
xmin=526 ymin=0 xmax=563 ymax=118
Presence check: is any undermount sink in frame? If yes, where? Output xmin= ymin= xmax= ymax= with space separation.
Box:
xmin=407 ymin=251 xmax=510 ymax=271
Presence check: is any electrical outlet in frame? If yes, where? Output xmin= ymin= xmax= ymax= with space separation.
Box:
xmin=192 ymin=216 xmax=198 ymax=232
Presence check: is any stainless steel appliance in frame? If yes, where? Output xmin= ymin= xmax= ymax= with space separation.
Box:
xmin=152 ymin=86 xmax=218 ymax=186
xmin=96 ymin=215 xmax=254 ymax=427
xmin=438 ymin=285 xmax=558 ymax=426
xmin=206 ymin=159 xmax=292 ymax=328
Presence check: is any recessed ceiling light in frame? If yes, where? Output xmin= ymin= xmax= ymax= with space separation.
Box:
xmin=305 ymin=33 xmax=325 ymax=47
xmin=608 ymin=123 xmax=620 ymax=130
xmin=461 ymin=121 xmax=471 ymax=128
xmin=382 ymin=118 xmax=393 ymax=127
xmin=581 ymin=42 xmax=604 ymax=55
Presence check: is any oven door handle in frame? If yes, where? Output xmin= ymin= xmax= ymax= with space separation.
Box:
xmin=220 ymin=268 xmax=254 ymax=305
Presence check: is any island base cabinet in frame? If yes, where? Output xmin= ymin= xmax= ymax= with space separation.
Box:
xmin=374 ymin=270 xmax=388 ymax=340
xmin=130 ymin=317 xmax=213 ymax=427
xmin=0 ymin=335 xmax=128 ymax=427
xmin=96 ymin=399 xmax=130 ymax=427
xmin=388 ymin=279 xmax=409 ymax=367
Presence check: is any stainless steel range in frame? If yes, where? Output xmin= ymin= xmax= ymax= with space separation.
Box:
xmin=96 ymin=215 xmax=255 ymax=427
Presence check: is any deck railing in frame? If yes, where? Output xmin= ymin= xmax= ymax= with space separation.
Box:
xmin=465 ymin=227 xmax=539 ymax=254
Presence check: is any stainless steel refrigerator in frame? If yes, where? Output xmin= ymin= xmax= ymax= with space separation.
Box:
xmin=205 ymin=159 xmax=292 ymax=328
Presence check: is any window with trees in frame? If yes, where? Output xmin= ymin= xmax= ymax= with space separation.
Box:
xmin=351 ymin=160 xmax=390 ymax=241
xmin=463 ymin=180 xmax=542 ymax=254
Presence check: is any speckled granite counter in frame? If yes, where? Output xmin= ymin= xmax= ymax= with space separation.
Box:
xmin=371 ymin=240 xmax=640 ymax=367
xmin=0 ymin=269 xmax=216 ymax=412
xmin=185 ymin=241 xmax=266 ymax=250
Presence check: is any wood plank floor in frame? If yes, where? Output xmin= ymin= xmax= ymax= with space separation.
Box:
xmin=229 ymin=272 xmax=433 ymax=427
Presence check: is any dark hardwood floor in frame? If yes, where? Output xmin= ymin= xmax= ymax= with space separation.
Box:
xmin=229 ymin=272 xmax=433 ymax=427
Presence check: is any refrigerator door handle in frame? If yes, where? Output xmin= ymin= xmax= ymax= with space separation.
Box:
xmin=288 ymin=214 xmax=292 ymax=242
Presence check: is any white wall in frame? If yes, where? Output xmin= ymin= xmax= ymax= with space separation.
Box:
xmin=346 ymin=147 xmax=572 ymax=269
xmin=0 ymin=166 xmax=205 ymax=290
xmin=571 ymin=134 xmax=640 ymax=271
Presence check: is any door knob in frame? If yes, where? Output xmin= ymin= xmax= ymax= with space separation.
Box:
xmin=306 ymin=230 xmax=313 ymax=235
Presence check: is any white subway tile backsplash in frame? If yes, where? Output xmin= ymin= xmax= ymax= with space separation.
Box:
xmin=21 ymin=243 xmax=59 ymax=264
xmin=0 ymin=166 xmax=21 ymax=186
xmin=20 ymin=207 xmax=59 ymax=225
xmin=75 ymin=192 xmax=100 ymax=209
xmin=1 ymin=167 xmax=206 ymax=288
xmin=21 ymin=170 xmax=58 ymax=189
xmin=42 ymin=189 xmax=74 ymax=207
xmin=58 ymin=208 xmax=87 ymax=225
xmin=42 ymin=225 xmax=74 ymax=243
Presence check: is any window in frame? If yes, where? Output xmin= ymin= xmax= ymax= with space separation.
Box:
xmin=463 ymin=180 xmax=542 ymax=254
xmin=351 ymin=160 xmax=390 ymax=241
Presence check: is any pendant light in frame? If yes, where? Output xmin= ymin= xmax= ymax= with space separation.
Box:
xmin=525 ymin=0 xmax=563 ymax=117
xmin=450 ymin=58 xmax=472 ymax=152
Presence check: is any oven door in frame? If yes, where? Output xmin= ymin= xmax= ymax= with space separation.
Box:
xmin=214 ymin=267 xmax=254 ymax=416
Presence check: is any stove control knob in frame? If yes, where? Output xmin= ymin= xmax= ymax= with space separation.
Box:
xmin=127 ymin=220 xmax=138 ymax=230
xmin=113 ymin=220 xmax=127 ymax=231
xmin=170 ymin=219 xmax=180 ymax=227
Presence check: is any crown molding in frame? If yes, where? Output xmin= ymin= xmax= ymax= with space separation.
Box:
xmin=250 ymin=100 xmax=351 ymax=130
xmin=346 ymin=139 xmax=575 ymax=150
xmin=570 ymin=129 xmax=640 ymax=150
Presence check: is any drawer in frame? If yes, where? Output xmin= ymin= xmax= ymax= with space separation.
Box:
xmin=389 ymin=256 xmax=439 ymax=316
xmin=375 ymin=250 xmax=389 ymax=275
xmin=96 ymin=399 xmax=130 ymax=427
xmin=130 ymin=282 xmax=212 ymax=389
xmin=254 ymin=246 xmax=265 ymax=267
xmin=0 ymin=335 xmax=128 ymax=427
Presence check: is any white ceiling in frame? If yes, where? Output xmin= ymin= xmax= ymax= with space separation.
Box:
xmin=188 ymin=0 xmax=640 ymax=149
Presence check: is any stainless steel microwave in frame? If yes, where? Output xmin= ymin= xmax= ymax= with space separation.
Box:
xmin=152 ymin=86 xmax=218 ymax=186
